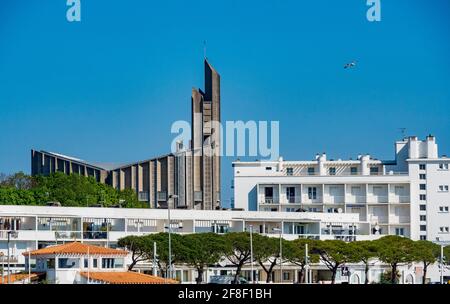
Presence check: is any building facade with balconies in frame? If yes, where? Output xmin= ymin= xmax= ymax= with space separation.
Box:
xmin=233 ymin=135 xmax=450 ymax=243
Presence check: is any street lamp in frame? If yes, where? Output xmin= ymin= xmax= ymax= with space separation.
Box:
xmin=167 ymin=194 xmax=178 ymax=280
xmin=436 ymin=237 xmax=447 ymax=285
xmin=249 ymin=225 xmax=254 ymax=284
xmin=273 ymin=228 xmax=282 ymax=283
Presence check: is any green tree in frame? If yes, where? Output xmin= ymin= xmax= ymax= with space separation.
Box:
xmin=412 ymin=240 xmax=440 ymax=284
xmin=312 ymin=240 xmax=354 ymax=284
xmin=375 ymin=236 xmax=415 ymax=284
xmin=180 ymin=233 xmax=227 ymax=284
xmin=223 ymin=232 xmax=252 ymax=284
xmin=252 ymin=234 xmax=280 ymax=283
xmin=144 ymin=233 xmax=184 ymax=278
xmin=283 ymin=239 xmax=320 ymax=283
xmin=118 ymin=235 xmax=152 ymax=271
xmin=348 ymin=241 xmax=379 ymax=284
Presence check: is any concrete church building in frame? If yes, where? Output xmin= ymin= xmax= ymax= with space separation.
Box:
xmin=31 ymin=60 xmax=221 ymax=210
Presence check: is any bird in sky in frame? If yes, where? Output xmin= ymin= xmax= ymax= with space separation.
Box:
xmin=344 ymin=61 xmax=357 ymax=69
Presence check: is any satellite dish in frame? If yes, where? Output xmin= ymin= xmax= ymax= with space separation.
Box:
xmin=337 ymin=208 xmax=343 ymax=213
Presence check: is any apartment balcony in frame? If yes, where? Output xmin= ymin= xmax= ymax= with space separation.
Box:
xmin=259 ymin=197 xmax=279 ymax=205
xmin=301 ymin=195 xmax=323 ymax=204
xmin=369 ymin=215 xmax=388 ymax=224
xmin=388 ymin=215 xmax=410 ymax=224
xmin=388 ymin=195 xmax=410 ymax=204
xmin=323 ymin=195 xmax=345 ymax=204
xmin=345 ymin=195 xmax=366 ymax=204
xmin=282 ymin=196 xmax=301 ymax=204
xmin=54 ymin=231 xmax=82 ymax=240
xmin=367 ymin=195 xmax=389 ymax=204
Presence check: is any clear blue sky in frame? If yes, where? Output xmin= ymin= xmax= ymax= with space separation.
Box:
xmin=1 ymin=0 xmax=449 ymax=206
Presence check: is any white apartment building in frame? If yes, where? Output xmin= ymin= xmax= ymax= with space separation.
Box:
xmin=233 ymin=135 xmax=450 ymax=243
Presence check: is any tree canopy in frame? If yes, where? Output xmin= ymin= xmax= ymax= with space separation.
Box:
xmin=0 ymin=172 xmax=146 ymax=208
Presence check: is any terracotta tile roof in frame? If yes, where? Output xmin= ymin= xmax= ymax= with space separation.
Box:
xmin=22 ymin=242 xmax=128 ymax=256
xmin=79 ymin=271 xmax=179 ymax=284
xmin=0 ymin=273 xmax=42 ymax=284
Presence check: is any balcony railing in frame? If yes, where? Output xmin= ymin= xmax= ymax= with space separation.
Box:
xmin=260 ymin=198 xmax=279 ymax=204
xmin=54 ymin=231 xmax=82 ymax=240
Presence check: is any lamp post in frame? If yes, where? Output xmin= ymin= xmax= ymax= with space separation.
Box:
xmin=249 ymin=225 xmax=254 ymax=284
xmin=273 ymin=228 xmax=282 ymax=283
xmin=435 ymin=237 xmax=446 ymax=285
xmin=168 ymin=194 xmax=178 ymax=280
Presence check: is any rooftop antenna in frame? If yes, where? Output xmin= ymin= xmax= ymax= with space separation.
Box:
xmin=399 ymin=127 xmax=407 ymax=138
xmin=203 ymin=40 xmax=207 ymax=60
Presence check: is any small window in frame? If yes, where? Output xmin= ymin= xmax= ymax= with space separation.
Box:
xmin=93 ymin=259 xmax=98 ymax=268
xmin=420 ymin=215 xmax=426 ymax=221
xmin=438 ymin=163 xmax=448 ymax=170
xmin=420 ymin=225 xmax=427 ymax=231
xmin=439 ymin=185 xmax=449 ymax=192
xmin=419 ymin=174 xmax=426 ymax=180
xmin=84 ymin=258 xmax=89 ymax=268
xmin=395 ymin=228 xmax=404 ymax=236
xmin=420 ymin=194 xmax=426 ymax=201
xmin=420 ymin=205 xmax=426 ymax=211
xmin=350 ymin=167 xmax=358 ymax=175
xmin=265 ymin=167 xmax=272 ymax=171
xmin=370 ymin=167 xmax=379 ymax=175
xmin=282 ymin=271 xmax=291 ymax=281
xmin=419 ymin=164 xmax=426 ymax=170
xmin=286 ymin=168 xmax=293 ymax=176
xmin=58 ymin=258 xmax=80 ymax=269
xmin=419 ymin=184 xmax=426 ymax=190
xmin=439 ymin=227 xmax=449 ymax=233
xmin=439 ymin=206 xmax=449 ymax=213
xmin=329 ymin=167 xmax=336 ymax=175
xmin=420 ymin=236 xmax=427 ymax=240
xmin=307 ymin=167 xmax=315 ymax=175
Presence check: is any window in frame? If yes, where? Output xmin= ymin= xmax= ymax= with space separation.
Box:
xmin=264 ymin=187 xmax=273 ymax=200
xmin=58 ymin=258 xmax=80 ymax=269
xmin=308 ymin=207 xmax=319 ymax=212
xmin=420 ymin=225 xmax=427 ymax=231
xmin=265 ymin=167 xmax=272 ymax=171
xmin=419 ymin=174 xmax=426 ymax=180
xmin=395 ymin=228 xmax=404 ymax=236
xmin=420 ymin=215 xmax=426 ymax=221
xmin=286 ymin=168 xmax=293 ymax=176
xmin=102 ymin=258 xmax=115 ymax=269
xmin=439 ymin=206 xmax=449 ymax=213
xmin=419 ymin=164 xmax=426 ymax=170
xmin=350 ymin=167 xmax=358 ymax=175
xmin=439 ymin=163 xmax=449 ymax=170
xmin=46 ymin=258 xmax=55 ymax=269
xmin=282 ymin=271 xmax=291 ymax=281
xmin=308 ymin=187 xmax=317 ymax=200
xmin=439 ymin=227 xmax=449 ymax=233
xmin=420 ymin=194 xmax=426 ymax=201
xmin=438 ymin=185 xmax=449 ymax=192
xmin=329 ymin=167 xmax=336 ymax=175
xmin=286 ymin=187 xmax=295 ymax=203
xmin=93 ymin=259 xmax=98 ymax=268
xmin=419 ymin=184 xmax=426 ymax=190
xmin=84 ymin=258 xmax=89 ymax=268
xmin=307 ymin=167 xmax=315 ymax=175
xmin=370 ymin=167 xmax=379 ymax=175
xmin=420 ymin=205 xmax=426 ymax=211
xmin=285 ymin=208 xmax=296 ymax=212
xmin=420 ymin=236 xmax=427 ymax=240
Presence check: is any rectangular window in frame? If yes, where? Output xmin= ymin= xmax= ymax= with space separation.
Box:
xmin=439 ymin=227 xmax=449 ymax=233
xmin=420 ymin=236 xmax=427 ymax=240
xmin=307 ymin=167 xmax=315 ymax=175
xmin=265 ymin=167 xmax=272 ymax=171
xmin=438 ymin=185 xmax=449 ymax=192
xmin=419 ymin=164 xmax=426 ymax=170
xmin=420 ymin=225 xmax=427 ymax=231
xmin=439 ymin=163 xmax=449 ymax=170
xmin=58 ymin=258 xmax=80 ymax=269
xmin=329 ymin=167 xmax=336 ymax=175
xmin=350 ymin=167 xmax=358 ymax=175
xmin=286 ymin=168 xmax=293 ymax=176
xmin=84 ymin=258 xmax=88 ymax=268
xmin=439 ymin=206 xmax=449 ymax=213
xmin=308 ymin=187 xmax=317 ymax=200
xmin=102 ymin=258 xmax=115 ymax=269
xmin=419 ymin=184 xmax=426 ymax=190
xmin=395 ymin=228 xmax=404 ymax=236
xmin=420 ymin=194 xmax=426 ymax=201
xmin=286 ymin=187 xmax=295 ymax=203
xmin=420 ymin=215 xmax=426 ymax=221
xmin=420 ymin=205 xmax=426 ymax=211
xmin=283 ymin=271 xmax=291 ymax=281
xmin=419 ymin=174 xmax=426 ymax=180
xmin=93 ymin=259 xmax=98 ymax=268
xmin=264 ymin=187 xmax=273 ymax=199
xmin=370 ymin=167 xmax=379 ymax=175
